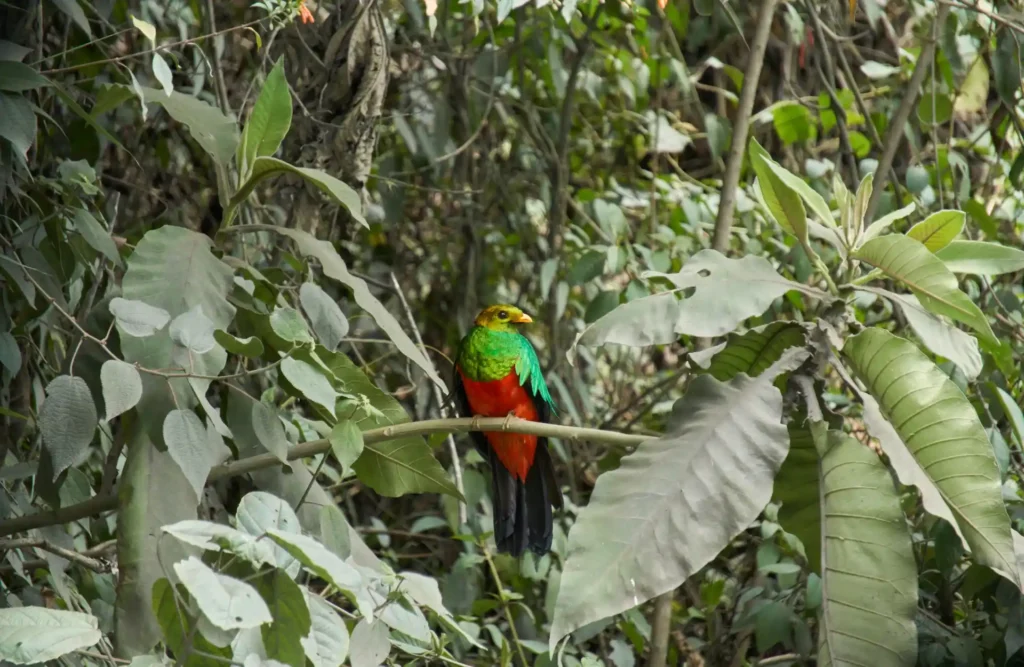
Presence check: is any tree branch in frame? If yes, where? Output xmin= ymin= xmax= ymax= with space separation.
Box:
xmin=865 ymin=2 xmax=950 ymax=222
xmin=0 ymin=537 xmax=113 ymax=573
xmin=711 ymin=0 xmax=780 ymax=253
xmin=0 ymin=417 xmax=650 ymax=538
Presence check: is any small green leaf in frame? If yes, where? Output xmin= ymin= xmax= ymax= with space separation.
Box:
xmin=169 ymin=305 xmax=217 ymax=354
xmin=239 ymin=57 xmax=292 ymax=176
xmin=228 ymin=157 xmax=364 ymax=227
xmin=302 ymin=591 xmax=350 ymax=667
xmin=173 ymin=556 xmax=272 ymax=630
xmin=917 ymin=92 xmax=953 ymax=124
xmin=281 ymin=357 xmax=337 ymax=417
xmin=568 ymin=250 xmax=607 ymax=286
xmin=265 ymin=529 xmax=363 ymax=593
xmin=256 ymin=570 xmax=310 ymax=667
xmin=329 ymin=420 xmax=364 ymax=474
xmin=853 ymin=235 xmax=997 ymax=345
xmin=252 ymin=400 xmax=289 ymax=462
xmin=100 ymin=359 xmax=143 ymax=422
xmin=0 ymin=61 xmax=50 ymax=92
xmin=772 ymin=102 xmax=815 ymax=145
xmin=994 ymin=387 xmax=1024 ymax=447
xmin=236 ymin=491 xmax=302 ymax=577
xmin=140 ymin=87 xmax=239 ymax=166
xmin=163 ymin=409 xmax=215 ymax=500
xmin=109 ymin=297 xmax=171 ymax=337
xmin=906 ymin=210 xmax=964 ymax=252
xmin=348 ymin=619 xmax=390 ymax=667
xmin=70 ymin=208 xmax=122 ymax=266
xmin=748 ymin=137 xmax=807 ymax=243
xmin=270 ymin=306 xmax=313 ymax=344
xmin=131 ymin=15 xmax=156 ymax=41
xmin=935 ymin=240 xmax=1024 ymax=275
xmin=0 ymin=331 xmax=21 ymax=375
xmin=992 ymin=27 xmax=1021 ymax=105
xmin=0 ymin=608 xmax=102 ymax=664
xmin=152 ymin=53 xmax=174 ymax=95
xmin=213 ymin=330 xmax=264 ymax=357
xmin=0 ymin=91 xmax=37 ymax=158
xmin=300 ymin=283 xmax=349 ymax=351
xmin=39 ymin=375 xmax=97 ymax=480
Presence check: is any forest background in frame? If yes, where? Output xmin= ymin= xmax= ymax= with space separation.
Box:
xmin=3 ymin=0 xmax=1024 ymax=665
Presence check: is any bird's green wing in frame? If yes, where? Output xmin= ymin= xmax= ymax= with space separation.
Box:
xmin=515 ymin=336 xmax=556 ymax=417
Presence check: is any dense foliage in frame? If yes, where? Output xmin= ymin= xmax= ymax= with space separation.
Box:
xmin=3 ymin=0 xmax=1024 ymax=665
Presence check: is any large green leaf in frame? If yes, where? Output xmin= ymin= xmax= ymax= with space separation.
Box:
xmin=817 ymin=429 xmax=917 ymax=666
xmin=255 ymin=570 xmax=310 ymax=667
xmin=702 ymin=322 xmax=807 ymax=382
xmin=857 ymin=287 xmax=982 ymax=380
xmin=852 ymin=235 xmax=997 ymax=345
xmin=261 ymin=227 xmax=443 ymax=391
xmin=773 ymin=419 xmax=821 ymax=573
xmin=320 ymin=347 xmax=460 ymax=499
xmin=151 ymin=579 xmax=231 ymax=667
xmin=573 ymin=250 xmax=826 ymax=353
xmin=549 ymin=348 xmax=809 ymax=649
xmin=38 ymin=375 xmax=96 ymax=480
xmin=843 ymin=328 xmax=1018 ymax=584
xmin=0 ymin=608 xmax=102 ymax=665
xmin=905 ymin=210 xmax=964 ymax=252
xmin=238 ymin=57 xmax=292 ymax=177
xmin=748 ymin=138 xmax=808 ymax=243
xmin=141 ymin=87 xmax=238 ymax=165
xmin=227 ymin=158 xmax=365 ymax=228
xmin=935 ymin=240 xmax=1024 ymax=275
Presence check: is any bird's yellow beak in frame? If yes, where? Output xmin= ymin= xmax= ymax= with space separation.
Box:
xmin=513 ymin=312 xmax=534 ymax=323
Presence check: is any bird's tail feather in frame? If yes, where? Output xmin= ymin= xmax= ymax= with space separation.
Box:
xmin=491 ymin=438 xmax=563 ymax=557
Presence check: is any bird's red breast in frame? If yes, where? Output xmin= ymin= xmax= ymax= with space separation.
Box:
xmin=458 ymin=368 xmax=539 ymax=481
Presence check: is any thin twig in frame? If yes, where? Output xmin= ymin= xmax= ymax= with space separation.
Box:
xmin=712 ymin=0 xmax=781 ymax=253
xmin=0 ymin=417 xmax=650 ymax=537
xmin=389 ymin=272 xmax=467 ymax=526
xmin=41 ymin=19 xmax=267 ymax=74
xmin=479 ymin=538 xmax=530 ymax=667
xmin=865 ymin=2 xmax=950 ymax=221
xmin=0 ymin=537 xmax=111 ymax=572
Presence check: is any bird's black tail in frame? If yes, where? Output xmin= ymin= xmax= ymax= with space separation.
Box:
xmin=490 ymin=438 xmax=563 ymax=556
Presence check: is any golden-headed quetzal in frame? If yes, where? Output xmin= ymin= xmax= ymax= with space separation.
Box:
xmin=452 ymin=304 xmax=563 ymax=556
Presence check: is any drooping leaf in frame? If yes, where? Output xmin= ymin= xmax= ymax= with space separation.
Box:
xmin=268 ymin=227 xmax=444 ymax=391
xmin=169 ymin=305 xmax=218 ymax=354
xmin=255 ymin=570 xmax=310 ymax=667
xmin=101 ymin=359 xmax=143 ymax=422
xmin=329 ymin=420 xmax=364 ymax=475
xmin=161 ymin=519 xmax=275 ymax=567
xmin=251 ymin=401 xmax=289 ymax=462
xmin=748 ymin=137 xmax=808 ymax=243
xmin=549 ymin=349 xmax=809 ymax=648
xmin=994 ymin=387 xmax=1024 ymax=447
xmin=853 ymin=234 xmax=997 ymax=345
xmin=236 ymin=491 xmax=302 ymax=577
xmin=0 ymin=608 xmax=102 ymax=664
xmin=265 ymin=529 xmax=364 ymax=594
xmin=141 ymin=87 xmax=239 ymax=165
xmin=163 ymin=409 xmax=216 ymax=500
xmin=348 ymin=619 xmax=390 ymax=667
xmin=228 ymin=158 xmax=365 ymax=227
xmin=703 ymin=322 xmax=807 ymax=382
xmin=108 ymin=297 xmax=171 ymax=337
xmin=574 ymin=250 xmax=827 ymax=352
xmin=906 ymin=210 xmax=964 ymax=252
xmin=300 ymin=282 xmax=349 ymax=351
xmin=214 ymin=330 xmax=264 ymax=357
xmin=280 ymin=358 xmax=337 ymax=417
xmin=817 ymin=429 xmax=918 ymax=666
xmin=0 ymin=61 xmax=50 ymax=91
xmin=773 ymin=418 xmax=821 ymax=572
xmin=0 ymin=92 xmax=36 ymax=158
xmin=935 ymin=240 xmax=1024 ymax=275
xmin=151 ymin=53 xmax=174 ymax=95
xmin=152 ymin=579 xmax=230 ymax=667
xmin=843 ymin=328 xmax=1018 ymax=585
xmin=70 ymin=208 xmax=122 ymax=267
xmin=173 ymin=557 xmax=273 ymax=630
xmin=319 ymin=505 xmax=352 ymax=559
xmin=269 ymin=306 xmax=313 ymax=344
xmin=301 ymin=591 xmax=350 ymax=667
xmin=38 ymin=375 xmax=96 ymax=480
xmin=238 ymin=57 xmax=292 ymax=176
xmin=858 ymin=287 xmax=982 ymax=380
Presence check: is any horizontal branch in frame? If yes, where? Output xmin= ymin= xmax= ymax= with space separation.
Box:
xmin=0 ymin=537 xmax=115 ymax=573
xmin=0 ymin=418 xmax=652 ymax=538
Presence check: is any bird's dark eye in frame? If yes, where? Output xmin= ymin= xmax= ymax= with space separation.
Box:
xmin=498 ymin=310 xmax=508 ymax=319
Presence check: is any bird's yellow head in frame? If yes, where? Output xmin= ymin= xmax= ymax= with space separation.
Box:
xmin=474 ymin=304 xmax=534 ymax=332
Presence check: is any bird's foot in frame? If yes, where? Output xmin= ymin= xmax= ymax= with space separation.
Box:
xmin=502 ymin=411 xmax=516 ymax=431
xmin=470 ymin=415 xmax=483 ymax=432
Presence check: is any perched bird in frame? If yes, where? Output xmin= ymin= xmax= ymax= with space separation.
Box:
xmin=452 ymin=304 xmax=563 ymax=556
